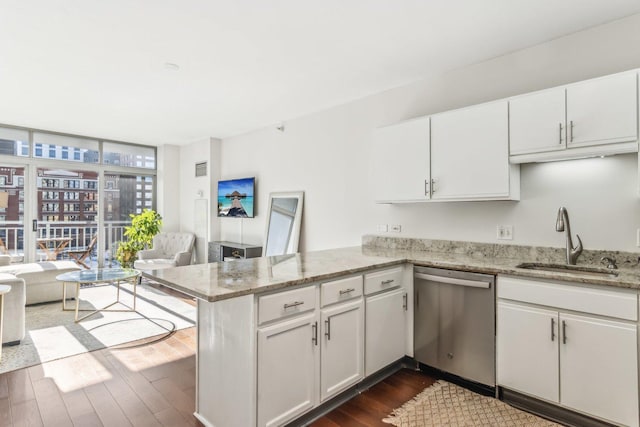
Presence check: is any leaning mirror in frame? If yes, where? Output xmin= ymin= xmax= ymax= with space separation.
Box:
xmin=263 ymin=191 xmax=304 ymax=256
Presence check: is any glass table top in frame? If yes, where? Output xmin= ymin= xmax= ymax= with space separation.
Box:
xmin=56 ymin=268 xmax=141 ymax=283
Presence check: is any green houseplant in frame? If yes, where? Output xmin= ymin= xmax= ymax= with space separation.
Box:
xmin=116 ymin=209 xmax=163 ymax=268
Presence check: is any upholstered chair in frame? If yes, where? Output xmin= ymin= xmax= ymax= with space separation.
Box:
xmin=134 ymin=232 xmax=196 ymax=271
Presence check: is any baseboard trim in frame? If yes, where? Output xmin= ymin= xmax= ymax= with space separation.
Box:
xmin=500 ymin=388 xmax=617 ymax=427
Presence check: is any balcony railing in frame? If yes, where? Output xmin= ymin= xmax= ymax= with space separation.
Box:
xmin=0 ymin=220 xmax=131 ymax=267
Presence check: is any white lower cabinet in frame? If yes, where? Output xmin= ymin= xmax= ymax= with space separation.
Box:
xmin=257 ymin=311 xmax=319 ymax=427
xmin=497 ymin=276 xmax=639 ymax=427
xmin=497 ymin=302 xmax=559 ymax=403
xmin=365 ymin=287 xmax=407 ymax=376
xmin=559 ymin=313 xmax=638 ymax=427
xmin=320 ymin=298 xmax=364 ymax=401
xmin=250 ymin=267 xmax=410 ymax=427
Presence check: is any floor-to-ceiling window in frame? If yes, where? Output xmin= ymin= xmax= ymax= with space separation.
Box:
xmin=0 ymin=127 xmax=29 ymax=259
xmin=0 ymin=124 xmax=157 ymax=267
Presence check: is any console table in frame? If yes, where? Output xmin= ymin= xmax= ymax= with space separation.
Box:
xmin=208 ymin=241 xmax=262 ymax=262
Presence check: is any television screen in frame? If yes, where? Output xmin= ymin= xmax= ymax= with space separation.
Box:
xmin=217 ymin=177 xmax=255 ymax=218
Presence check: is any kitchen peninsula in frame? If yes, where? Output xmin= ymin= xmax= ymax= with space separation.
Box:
xmin=144 ymin=238 xmax=640 ymax=427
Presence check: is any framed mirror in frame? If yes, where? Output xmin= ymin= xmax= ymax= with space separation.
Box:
xmin=263 ymin=191 xmax=304 ymax=256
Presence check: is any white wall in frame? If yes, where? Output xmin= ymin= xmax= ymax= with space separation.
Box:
xmin=177 ymin=138 xmax=221 ymax=263
xmin=217 ymin=13 xmax=640 ymax=253
xmin=157 ymin=144 xmax=180 ymax=231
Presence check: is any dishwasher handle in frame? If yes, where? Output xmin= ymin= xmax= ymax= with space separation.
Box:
xmin=414 ymin=273 xmax=491 ymax=289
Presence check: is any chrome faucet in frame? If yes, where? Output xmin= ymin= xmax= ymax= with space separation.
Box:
xmin=555 ymin=207 xmax=583 ymax=265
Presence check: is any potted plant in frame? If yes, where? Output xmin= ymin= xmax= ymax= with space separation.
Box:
xmin=116 ymin=209 xmax=163 ymax=268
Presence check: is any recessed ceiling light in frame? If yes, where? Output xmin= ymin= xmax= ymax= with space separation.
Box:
xmin=164 ymin=62 xmax=180 ymax=71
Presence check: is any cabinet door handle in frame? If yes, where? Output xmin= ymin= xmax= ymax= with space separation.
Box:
xmin=558 ymin=123 xmax=563 ymax=144
xmin=424 ymin=179 xmax=429 ymax=196
xmin=562 ymin=320 xmax=567 ymax=344
xmin=325 ymin=318 xmax=331 ymax=340
xmin=312 ymin=321 xmax=318 ymax=346
xmin=569 ymin=121 xmax=574 ymax=143
xmin=550 ymin=318 xmax=555 ymax=341
xmin=283 ymin=301 xmax=304 ymax=309
xmin=431 ymin=179 xmax=436 ymax=194
xmin=339 ymin=288 xmax=355 ymax=295
xmin=402 ymin=293 xmax=408 ymax=311
xmin=381 ymin=279 xmax=395 ymax=285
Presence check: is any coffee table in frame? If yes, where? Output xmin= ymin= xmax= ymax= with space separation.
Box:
xmin=56 ymin=268 xmax=141 ymax=322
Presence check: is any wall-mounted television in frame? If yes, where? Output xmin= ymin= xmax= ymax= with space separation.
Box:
xmin=217 ymin=177 xmax=255 ymax=218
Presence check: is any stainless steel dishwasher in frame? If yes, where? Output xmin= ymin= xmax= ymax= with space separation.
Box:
xmin=414 ymin=266 xmax=495 ymax=387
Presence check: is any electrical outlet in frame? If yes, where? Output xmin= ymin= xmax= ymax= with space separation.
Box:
xmin=496 ymin=225 xmax=513 ymax=240
xmin=390 ymin=224 xmax=402 ymax=233
xmin=377 ymin=224 xmax=388 ymax=233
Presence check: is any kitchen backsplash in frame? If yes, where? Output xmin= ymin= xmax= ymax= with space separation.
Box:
xmin=362 ymin=235 xmax=640 ymax=269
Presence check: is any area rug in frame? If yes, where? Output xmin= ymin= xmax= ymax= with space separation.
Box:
xmin=383 ymin=380 xmax=560 ymax=426
xmin=0 ymin=281 xmax=196 ymax=374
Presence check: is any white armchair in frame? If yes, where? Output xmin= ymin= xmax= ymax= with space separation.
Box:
xmin=134 ymin=232 xmax=196 ymax=271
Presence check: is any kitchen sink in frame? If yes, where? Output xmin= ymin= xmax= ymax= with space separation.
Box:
xmin=516 ymin=262 xmax=619 ymax=278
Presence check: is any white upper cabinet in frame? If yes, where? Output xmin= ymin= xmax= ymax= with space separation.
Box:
xmin=566 ymin=72 xmax=637 ymax=148
xmin=431 ymin=101 xmax=519 ymax=201
xmin=510 ymin=71 xmax=638 ymax=163
xmin=509 ymin=88 xmax=566 ymax=156
xmin=370 ymin=116 xmax=430 ymax=203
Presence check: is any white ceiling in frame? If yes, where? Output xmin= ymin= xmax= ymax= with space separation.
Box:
xmin=2 ymin=1 xmax=640 ymax=146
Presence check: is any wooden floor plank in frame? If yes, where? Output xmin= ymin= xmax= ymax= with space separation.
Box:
xmin=312 ymin=368 xmax=435 ymax=426
xmin=30 ymin=376 xmax=73 ymax=427
xmin=7 ymin=368 xmax=36 ymax=404
xmin=0 ymin=396 xmax=12 ymax=426
xmin=153 ymin=407 xmax=194 ymax=427
xmin=0 ymin=373 xmax=8 ymax=399
xmin=60 ymin=389 xmax=100 ymax=425
xmin=71 ymin=412 xmax=104 ymax=427
xmin=84 ymin=383 xmax=133 ymax=427
xmin=91 ymin=351 xmax=160 ymax=427
xmin=102 ymin=352 xmax=174 ymax=415
xmin=104 ymin=376 xmax=160 ymax=426
xmin=11 ymin=398 xmax=43 ymax=427
xmin=150 ymin=377 xmax=196 ymax=422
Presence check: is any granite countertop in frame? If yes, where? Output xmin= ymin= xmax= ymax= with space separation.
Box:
xmin=143 ymin=247 xmax=405 ymax=302
xmin=144 ymin=239 xmax=640 ymax=302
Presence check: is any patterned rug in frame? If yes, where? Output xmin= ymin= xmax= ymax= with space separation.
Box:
xmin=0 ymin=281 xmax=196 ymax=374
xmin=383 ymin=380 xmax=560 ymax=426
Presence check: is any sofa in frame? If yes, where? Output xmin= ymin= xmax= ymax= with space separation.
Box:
xmin=0 ymin=260 xmax=81 ymax=305
xmin=0 ymin=273 xmax=26 ymax=345
xmin=134 ymin=232 xmax=196 ymax=271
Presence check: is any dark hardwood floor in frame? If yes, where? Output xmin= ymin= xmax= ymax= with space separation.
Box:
xmin=0 ymin=327 xmax=203 ymax=427
xmin=312 ymin=369 xmax=436 ymax=427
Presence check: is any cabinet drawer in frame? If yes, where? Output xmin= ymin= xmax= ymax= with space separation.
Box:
xmin=364 ymin=267 xmax=403 ymax=295
xmin=498 ymin=275 xmax=638 ymax=321
xmin=258 ymin=286 xmax=316 ymax=325
xmin=321 ymin=275 xmax=363 ymax=307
